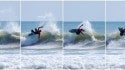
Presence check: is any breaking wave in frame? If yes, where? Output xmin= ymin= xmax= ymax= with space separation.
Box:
xmin=21 ymin=13 xmax=62 ymax=49
xmin=64 ymin=20 xmax=105 ymax=49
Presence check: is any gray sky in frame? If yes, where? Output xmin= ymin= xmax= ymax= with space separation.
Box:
xmin=0 ymin=1 xmax=20 ymax=21
xmin=106 ymin=1 xmax=125 ymax=21
xmin=0 ymin=1 xmax=125 ymax=21
xmin=21 ymin=1 xmax=62 ymax=21
xmin=64 ymin=1 xmax=105 ymax=21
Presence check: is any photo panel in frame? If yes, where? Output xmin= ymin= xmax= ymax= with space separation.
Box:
xmin=0 ymin=1 xmax=20 ymax=69
xmin=63 ymin=1 xmax=105 ymax=69
xmin=106 ymin=1 xmax=125 ymax=69
xmin=21 ymin=1 xmax=63 ymax=69
xmin=1 ymin=0 xmax=125 ymax=70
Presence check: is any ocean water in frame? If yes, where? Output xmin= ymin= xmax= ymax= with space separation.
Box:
xmin=0 ymin=21 xmax=125 ymax=69
xmin=0 ymin=21 xmax=20 ymax=69
xmin=106 ymin=22 xmax=125 ymax=70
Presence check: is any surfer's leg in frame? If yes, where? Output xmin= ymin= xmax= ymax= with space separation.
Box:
xmin=38 ymin=33 xmax=40 ymax=38
xmin=31 ymin=30 xmax=35 ymax=34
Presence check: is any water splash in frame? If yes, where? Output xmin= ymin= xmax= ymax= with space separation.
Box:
xmin=38 ymin=13 xmax=60 ymax=34
xmin=3 ymin=21 xmax=20 ymax=33
xmin=80 ymin=20 xmax=97 ymax=41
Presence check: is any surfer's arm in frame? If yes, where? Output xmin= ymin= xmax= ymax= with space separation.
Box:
xmin=78 ymin=24 xmax=83 ymax=29
xmin=38 ymin=26 xmax=43 ymax=30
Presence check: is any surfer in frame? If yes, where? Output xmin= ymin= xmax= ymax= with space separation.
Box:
xmin=118 ymin=27 xmax=125 ymax=36
xmin=76 ymin=24 xmax=84 ymax=35
xmin=30 ymin=26 xmax=43 ymax=38
xmin=69 ymin=24 xmax=85 ymax=35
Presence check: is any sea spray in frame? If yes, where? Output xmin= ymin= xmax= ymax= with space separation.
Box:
xmin=38 ymin=13 xmax=60 ymax=35
xmin=80 ymin=20 xmax=97 ymax=41
xmin=3 ymin=22 xmax=20 ymax=33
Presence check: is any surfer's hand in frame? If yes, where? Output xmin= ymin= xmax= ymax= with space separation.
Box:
xmin=40 ymin=26 xmax=43 ymax=28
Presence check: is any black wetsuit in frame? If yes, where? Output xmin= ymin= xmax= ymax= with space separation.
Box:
xmin=119 ymin=28 xmax=125 ymax=36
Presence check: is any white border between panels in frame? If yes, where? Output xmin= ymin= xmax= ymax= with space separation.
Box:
xmin=19 ymin=0 xmax=22 ymax=70
xmin=105 ymin=0 xmax=107 ymax=69
xmin=62 ymin=0 xmax=64 ymax=69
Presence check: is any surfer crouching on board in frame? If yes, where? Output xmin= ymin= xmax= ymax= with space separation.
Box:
xmin=118 ymin=27 xmax=125 ymax=36
xmin=30 ymin=26 xmax=43 ymax=38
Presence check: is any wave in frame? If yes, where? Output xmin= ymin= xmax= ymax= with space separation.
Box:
xmin=0 ymin=21 xmax=20 ymax=49
xmin=0 ymin=30 xmax=20 ymax=44
xmin=64 ymin=20 xmax=105 ymax=49
xmin=106 ymin=31 xmax=125 ymax=49
xmin=0 ymin=30 xmax=20 ymax=49
xmin=65 ymin=32 xmax=104 ymax=43
xmin=64 ymin=33 xmax=105 ymax=49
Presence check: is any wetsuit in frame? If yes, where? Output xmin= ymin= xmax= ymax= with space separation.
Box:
xmin=76 ymin=24 xmax=84 ymax=35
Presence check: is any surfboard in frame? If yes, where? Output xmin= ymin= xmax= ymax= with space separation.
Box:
xmin=69 ymin=29 xmax=78 ymax=33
